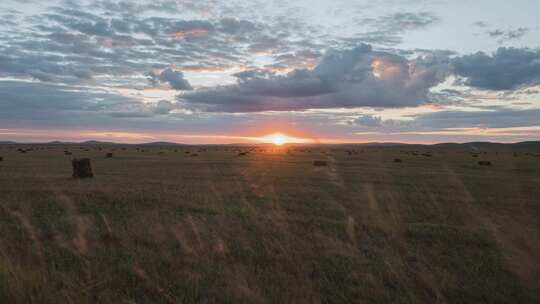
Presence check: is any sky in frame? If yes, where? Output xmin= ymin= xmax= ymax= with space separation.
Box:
xmin=1 ymin=0 xmax=540 ymax=144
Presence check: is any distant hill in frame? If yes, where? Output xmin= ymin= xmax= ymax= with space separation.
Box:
xmin=41 ymin=140 xmax=118 ymax=145
xmin=432 ymin=141 xmax=540 ymax=151
xmin=331 ymin=142 xmax=407 ymax=148
xmin=0 ymin=140 xmax=539 ymax=150
xmin=319 ymin=141 xmax=540 ymax=152
xmin=140 ymin=141 xmax=188 ymax=146
xmin=81 ymin=140 xmax=118 ymax=145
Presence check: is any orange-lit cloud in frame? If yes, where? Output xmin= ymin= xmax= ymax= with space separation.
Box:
xmin=371 ymin=58 xmax=402 ymax=79
xmin=174 ymin=28 xmax=209 ymax=39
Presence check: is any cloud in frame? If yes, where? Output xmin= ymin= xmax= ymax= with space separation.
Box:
xmin=474 ymin=21 xmax=487 ymax=28
xmin=1 ymin=0 xmax=539 ymax=144
xmin=341 ymin=107 xmax=540 ymax=141
xmin=488 ymin=28 xmax=529 ymax=43
xmin=148 ymin=68 xmax=193 ymax=90
xmin=152 ymin=100 xmax=178 ymax=114
xmin=0 ymin=80 xmax=188 ymax=130
xmin=0 ymin=80 xmax=136 ymax=120
xmin=452 ymin=47 xmax=540 ymax=90
xmin=355 ymin=12 xmax=440 ymax=46
xmin=0 ymin=3 xmax=323 ymax=89
xmin=352 ymin=114 xmax=383 ymax=127
xmin=180 ymin=44 xmax=451 ymax=112
xmin=410 ymin=107 xmax=540 ymax=129
xmin=219 ymin=18 xmax=258 ymax=35
xmin=372 ymin=12 xmax=440 ymax=32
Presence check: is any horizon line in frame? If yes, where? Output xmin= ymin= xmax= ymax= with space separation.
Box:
xmin=1 ymin=139 xmax=539 ymax=146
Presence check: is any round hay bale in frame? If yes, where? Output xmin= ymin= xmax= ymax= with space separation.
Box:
xmin=478 ymin=161 xmax=492 ymax=166
xmin=313 ymin=160 xmax=327 ymax=167
xmin=72 ymin=158 xmax=93 ymax=178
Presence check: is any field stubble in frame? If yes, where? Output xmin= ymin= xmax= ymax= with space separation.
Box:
xmin=0 ymin=144 xmax=539 ymax=303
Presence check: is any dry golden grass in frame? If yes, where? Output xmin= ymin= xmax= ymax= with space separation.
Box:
xmin=0 ymin=144 xmax=539 ymax=303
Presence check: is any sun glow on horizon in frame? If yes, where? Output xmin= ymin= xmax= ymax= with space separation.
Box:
xmin=258 ymin=133 xmax=312 ymax=145
xmin=270 ymin=133 xmax=287 ymax=145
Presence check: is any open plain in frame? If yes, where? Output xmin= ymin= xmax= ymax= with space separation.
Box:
xmin=0 ymin=143 xmax=539 ymax=303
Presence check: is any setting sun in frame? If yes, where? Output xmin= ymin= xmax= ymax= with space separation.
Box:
xmin=270 ymin=133 xmax=287 ymax=145
xmin=257 ymin=133 xmax=312 ymax=145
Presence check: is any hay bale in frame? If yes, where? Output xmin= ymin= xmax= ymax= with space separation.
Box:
xmin=394 ymin=158 xmax=403 ymax=163
xmin=106 ymin=153 xmax=113 ymax=158
xmin=238 ymin=152 xmax=249 ymax=156
xmin=313 ymin=160 xmax=327 ymax=167
xmin=478 ymin=161 xmax=492 ymax=166
xmin=72 ymin=158 xmax=93 ymax=178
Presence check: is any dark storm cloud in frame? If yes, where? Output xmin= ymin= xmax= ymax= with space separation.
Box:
xmin=180 ymin=44 xmax=451 ymax=112
xmin=148 ymin=69 xmax=193 ymax=91
xmin=452 ymin=47 xmax=540 ymax=90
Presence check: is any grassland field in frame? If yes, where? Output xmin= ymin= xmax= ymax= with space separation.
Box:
xmin=0 ymin=144 xmax=539 ymax=303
